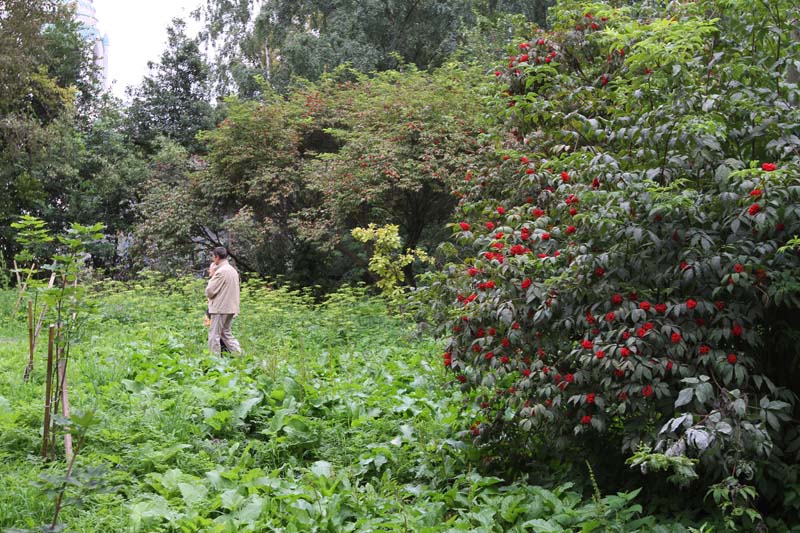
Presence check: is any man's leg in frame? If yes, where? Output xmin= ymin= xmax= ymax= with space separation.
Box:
xmin=208 ymin=314 xmax=223 ymax=354
xmin=219 ymin=314 xmax=241 ymax=354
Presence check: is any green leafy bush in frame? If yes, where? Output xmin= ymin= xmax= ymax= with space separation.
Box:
xmin=425 ymin=0 xmax=800 ymax=526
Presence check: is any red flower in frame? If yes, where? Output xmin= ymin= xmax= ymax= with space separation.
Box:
xmin=622 ymin=331 xmax=631 ymax=340
xmin=476 ymin=328 xmax=485 ymax=338
xmin=485 ymin=221 xmax=496 ymax=230
xmin=614 ymin=369 xmax=625 ymax=378
xmin=644 ymin=322 xmax=654 ymax=331
xmin=671 ymin=332 xmax=682 ymax=343
xmin=512 ymin=322 xmax=520 ymax=330
xmin=637 ymin=328 xmax=647 ymax=338
xmin=750 ymin=189 xmax=762 ymax=197
xmin=655 ymin=303 xmax=667 ymax=313
xmin=522 ymin=368 xmax=531 ymax=377
xmin=457 ymin=375 xmax=467 ymax=383
xmin=459 ymin=222 xmax=470 ymax=231
xmin=525 ymin=168 xmax=535 ymax=175
xmin=641 ymin=384 xmax=653 ymax=398
xmin=592 ymin=178 xmax=600 ymax=189
xmin=748 ymin=203 xmax=760 ymax=216
xmin=620 ymin=347 xmax=631 ymax=357
xmin=500 ymin=355 xmax=510 ymax=363
xmin=565 ymin=373 xmax=574 ymax=383
xmin=494 ymin=70 xmax=502 ymax=77
xmin=731 ymin=324 xmax=743 ymax=337
xmin=699 ymin=345 xmax=710 ymax=355
xmin=733 ymin=263 xmax=744 ymax=273
xmin=605 ymin=312 xmax=616 ymax=322
xmin=561 ymin=171 xmax=570 ymax=182
xmin=586 ymin=393 xmax=596 ymax=404
xmin=520 ymin=156 xmax=530 ymax=164
xmin=520 ymin=54 xmax=529 ymax=62
xmin=581 ymin=415 xmax=592 ymax=425
xmin=501 ymin=337 xmax=511 ymax=348
xmin=567 ymin=225 xmax=576 ymax=234
xmin=595 ymin=267 xmax=605 ymax=277
xmin=665 ymin=360 xmax=673 ymax=371
xmin=686 ymin=299 xmax=697 ymax=310
xmin=581 ymin=339 xmax=593 ymax=349
xmin=762 ymin=162 xmax=776 ymax=171
xmin=715 ymin=300 xmax=725 ymax=311
xmin=467 ymin=267 xmax=479 ymax=276
xmin=541 ymin=232 xmax=551 ymax=240
xmin=639 ymin=301 xmax=651 ymax=312
xmin=532 ymin=208 xmax=545 ymax=218
xmin=611 ymin=294 xmax=623 ymax=305
xmin=521 ymin=278 xmax=532 ymax=290
xmin=488 ymin=327 xmax=496 ymax=336
xmin=497 ymin=206 xmax=506 ymax=215
xmin=618 ymin=391 xmax=628 ymax=400
xmin=727 ymin=353 xmax=738 ymax=364
xmin=596 ymin=350 xmax=605 ymax=359
xmin=569 ymin=207 xmax=578 ymax=216
xmin=485 ymin=352 xmax=494 ymax=360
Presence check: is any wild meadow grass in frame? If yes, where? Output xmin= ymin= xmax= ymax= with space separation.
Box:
xmin=0 ymin=280 xmax=699 ymax=532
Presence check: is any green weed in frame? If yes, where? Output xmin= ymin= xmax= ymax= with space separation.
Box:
xmin=0 ymin=280 xmax=706 ymax=531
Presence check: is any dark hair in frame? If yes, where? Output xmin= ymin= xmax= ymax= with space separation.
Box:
xmin=212 ymin=246 xmax=228 ymax=260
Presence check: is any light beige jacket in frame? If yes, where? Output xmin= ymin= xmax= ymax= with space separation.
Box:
xmin=206 ymin=260 xmax=240 ymax=315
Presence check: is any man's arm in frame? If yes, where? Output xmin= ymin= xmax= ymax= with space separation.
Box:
xmin=206 ymin=271 xmax=223 ymax=299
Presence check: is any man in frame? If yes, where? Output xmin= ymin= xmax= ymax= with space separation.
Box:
xmin=206 ymin=246 xmax=241 ymax=355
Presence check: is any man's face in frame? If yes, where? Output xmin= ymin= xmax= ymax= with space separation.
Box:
xmin=212 ymin=254 xmax=221 ymax=265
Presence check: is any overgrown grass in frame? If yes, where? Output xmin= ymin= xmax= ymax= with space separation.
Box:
xmin=1 ymin=280 xmax=704 ymax=531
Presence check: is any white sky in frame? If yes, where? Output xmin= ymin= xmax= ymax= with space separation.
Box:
xmin=93 ymin=0 xmax=204 ymax=100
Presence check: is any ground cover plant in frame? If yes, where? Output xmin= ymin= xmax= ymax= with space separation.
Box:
xmin=0 ymin=278 xmax=708 ymax=532
xmin=424 ymin=0 xmax=800 ymax=529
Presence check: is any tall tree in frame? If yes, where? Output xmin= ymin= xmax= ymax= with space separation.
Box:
xmin=0 ymin=0 xmax=88 ymax=263
xmin=195 ymin=0 xmax=558 ymax=95
xmin=126 ymin=19 xmax=216 ymax=154
xmin=196 ymin=0 xmax=477 ymax=94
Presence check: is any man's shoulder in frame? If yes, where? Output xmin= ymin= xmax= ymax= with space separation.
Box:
xmin=220 ymin=261 xmax=239 ymax=276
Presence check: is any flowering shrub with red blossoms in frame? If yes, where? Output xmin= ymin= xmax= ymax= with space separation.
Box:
xmin=421 ymin=0 xmax=800 ymax=525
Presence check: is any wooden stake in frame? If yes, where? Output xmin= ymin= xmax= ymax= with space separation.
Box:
xmin=42 ymin=326 xmax=55 ymax=460
xmin=24 ymin=300 xmax=34 ymax=381
xmin=11 ymin=262 xmax=34 ymax=317
xmin=32 ymin=272 xmax=56 ymax=351
xmin=58 ymin=359 xmax=73 ymax=462
xmin=12 ymin=259 xmax=21 ymax=286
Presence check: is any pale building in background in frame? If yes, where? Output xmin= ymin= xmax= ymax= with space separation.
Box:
xmin=69 ymin=0 xmax=110 ymax=86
